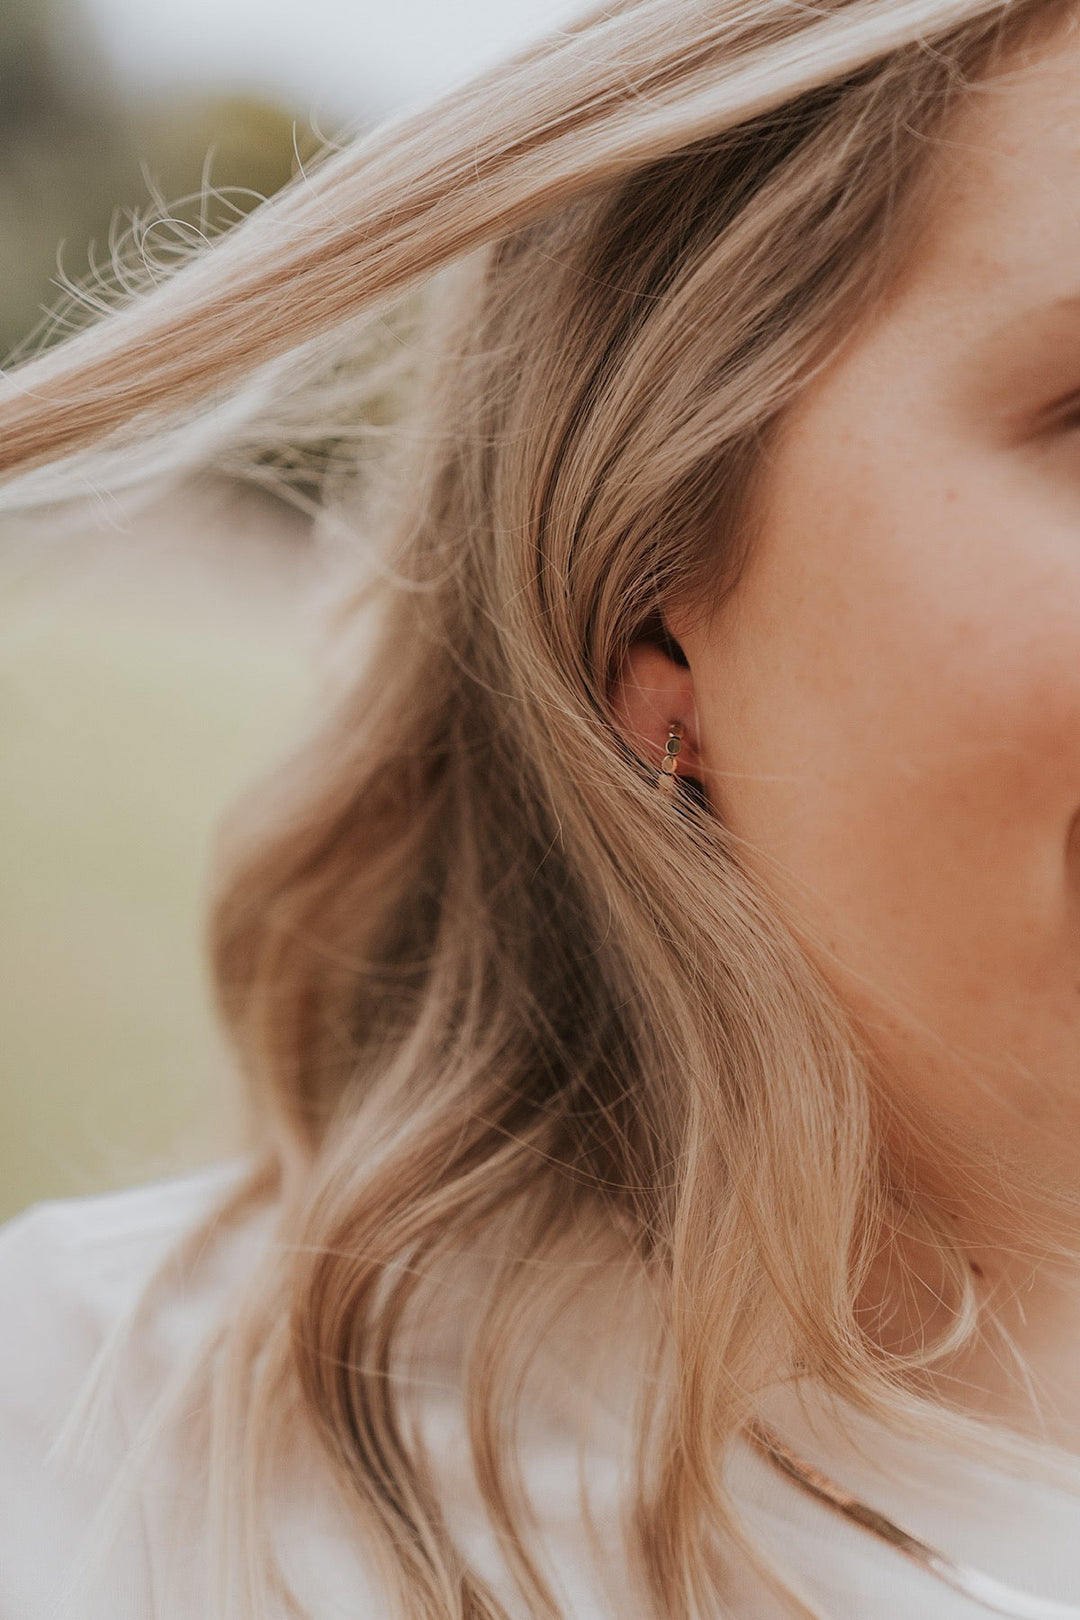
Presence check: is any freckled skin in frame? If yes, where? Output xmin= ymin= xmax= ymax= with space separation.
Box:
xmin=670 ymin=25 xmax=1080 ymax=1195
xmin=615 ymin=23 xmax=1080 ymax=1432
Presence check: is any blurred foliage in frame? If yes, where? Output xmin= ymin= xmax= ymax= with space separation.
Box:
xmin=0 ymin=0 xmax=324 ymax=359
xmin=0 ymin=0 xmax=329 ymax=1219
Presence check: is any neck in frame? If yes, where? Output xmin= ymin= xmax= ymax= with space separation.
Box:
xmin=867 ymin=1198 xmax=1080 ymax=1452
xmin=933 ymin=1256 xmax=1080 ymax=1451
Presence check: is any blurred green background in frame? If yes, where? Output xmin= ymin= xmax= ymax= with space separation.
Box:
xmin=0 ymin=0 xmax=322 ymax=1218
xmin=0 ymin=0 xmax=322 ymax=356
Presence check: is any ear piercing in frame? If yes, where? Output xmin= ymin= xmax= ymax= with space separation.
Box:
xmin=657 ymin=721 xmax=684 ymax=799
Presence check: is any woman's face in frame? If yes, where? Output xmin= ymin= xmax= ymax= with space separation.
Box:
xmin=661 ymin=23 xmax=1080 ymax=1202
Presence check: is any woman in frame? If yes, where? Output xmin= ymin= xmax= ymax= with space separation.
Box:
xmin=3 ymin=0 xmax=1080 ymax=1614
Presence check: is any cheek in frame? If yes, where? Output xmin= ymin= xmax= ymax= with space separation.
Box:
xmin=698 ymin=435 xmax=1080 ymax=1096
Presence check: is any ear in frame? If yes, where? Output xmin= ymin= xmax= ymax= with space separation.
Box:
xmin=610 ymin=635 xmax=703 ymax=782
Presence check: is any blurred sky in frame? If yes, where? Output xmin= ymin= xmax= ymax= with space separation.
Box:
xmin=80 ymin=0 xmax=589 ymax=121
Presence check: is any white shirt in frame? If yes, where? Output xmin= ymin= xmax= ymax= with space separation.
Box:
xmin=2 ymin=1163 xmax=1080 ymax=1618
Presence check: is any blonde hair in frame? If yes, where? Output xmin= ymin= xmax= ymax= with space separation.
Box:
xmin=13 ymin=2 xmax=1076 ymax=1616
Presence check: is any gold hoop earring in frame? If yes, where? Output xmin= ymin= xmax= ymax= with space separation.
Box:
xmin=657 ymin=721 xmax=684 ymax=799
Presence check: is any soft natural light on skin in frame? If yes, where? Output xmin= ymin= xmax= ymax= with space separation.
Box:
xmin=78 ymin=0 xmax=589 ymax=118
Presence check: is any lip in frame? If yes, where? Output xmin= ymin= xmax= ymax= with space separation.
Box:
xmin=1067 ymin=806 xmax=1080 ymax=884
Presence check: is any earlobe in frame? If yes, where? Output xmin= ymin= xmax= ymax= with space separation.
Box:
xmin=610 ymin=639 xmax=702 ymax=781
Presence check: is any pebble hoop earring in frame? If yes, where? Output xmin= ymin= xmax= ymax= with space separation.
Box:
xmin=657 ymin=721 xmax=684 ymax=800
